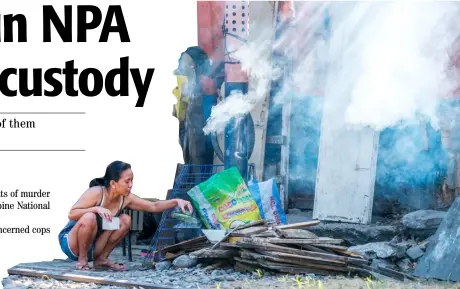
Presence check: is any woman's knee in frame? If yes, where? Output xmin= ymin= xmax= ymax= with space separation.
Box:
xmin=119 ymin=214 xmax=131 ymax=231
xmin=79 ymin=212 xmax=97 ymax=229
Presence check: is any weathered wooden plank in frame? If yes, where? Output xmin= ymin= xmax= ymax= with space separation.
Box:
xmin=190 ymin=248 xmax=238 ymax=259
xmin=235 ymin=261 xmax=259 ymax=273
xmin=310 ymin=244 xmax=349 ymax=250
xmin=275 ymin=228 xmax=318 ymax=239
xmin=7 ymin=267 xmax=175 ymax=289
xmin=236 ymin=239 xmax=368 ymax=265
xmin=231 ymin=226 xmax=268 ymax=237
xmin=240 ymin=250 xmax=349 ymax=272
xmin=251 ymin=230 xmax=279 ymax=238
xmin=330 ymin=248 xmax=364 ymax=259
xmin=276 ymin=220 xmax=320 ymax=230
xmin=300 ymin=244 xmax=332 ymax=254
xmin=218 ymin=242 xmax=241 ymax=249
xmin=164 ymin=251 xmax=185 ymax=260
xmin=251 ymin=237 xmax=343 ymax=245
xmin=234 ymin=257 xmax=260 ymax=266
xmin=239 ymin=220 xmax=267 ymax=230
xmin=257 ymin=260 xmax=342 ymax=276
xmin=160 ymin=236 xmax=208 ymax=253
xmin=353 ymin=263 xmax=409 ymax=281
xmin=254 ymin=249 xmax=346 ymax=266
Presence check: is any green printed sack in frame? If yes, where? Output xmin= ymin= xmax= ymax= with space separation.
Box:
xmin=187 ymin=166 xmax=261 ymax=230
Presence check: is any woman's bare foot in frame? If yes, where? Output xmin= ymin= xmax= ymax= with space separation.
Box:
xmin=93 ymin=259 xmax=128 ymax=271
xmin=75 ymin=263 xmax=92 ymax=270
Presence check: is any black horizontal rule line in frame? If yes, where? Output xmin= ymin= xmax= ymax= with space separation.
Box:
xmin=0 ymin=149 xmax=86 ymax=151
xmin=0 ymin=112 xmax=86 ymax=115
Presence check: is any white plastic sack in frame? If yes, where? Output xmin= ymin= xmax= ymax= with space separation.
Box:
xmin=248 ymin=178 xmax=287 ymax=225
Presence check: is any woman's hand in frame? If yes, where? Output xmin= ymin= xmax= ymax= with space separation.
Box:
xmin=175 ymin=199 xmax=193 ymax=214
xmin=96 ymin=207 xmax=112 ymax=221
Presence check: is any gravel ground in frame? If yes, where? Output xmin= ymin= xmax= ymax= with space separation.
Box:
xmin=3 ymin=266 xmax=459 ymax=289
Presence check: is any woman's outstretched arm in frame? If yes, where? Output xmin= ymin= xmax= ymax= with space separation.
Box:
xmin=126 ymin=193 xmax=193 ymax=214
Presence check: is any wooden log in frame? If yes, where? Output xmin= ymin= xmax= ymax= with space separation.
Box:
xmin=7 ymin=266 xmax=171 ymax=289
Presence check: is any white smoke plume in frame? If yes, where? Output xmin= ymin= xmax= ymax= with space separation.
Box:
xmin=203 ymin=1 xmax=460 ymax=135
xmin=336 ymin=2 xmax=460 ymax=131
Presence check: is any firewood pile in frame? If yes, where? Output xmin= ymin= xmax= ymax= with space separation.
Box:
xmin=154 ymin=220 xmax=415 ymax=281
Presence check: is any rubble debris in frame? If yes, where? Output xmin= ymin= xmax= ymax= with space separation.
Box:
xmin=154 ymin=220 xmax=415 ymax=282
xmin=401 ymin=209 xmax=446 ymax=239
xmin=405 ymin=246 xmax=424 ymax=261
xmin=172 ymin=255 xmax=197 ymax=268
xmin=413 ymin=197 xmax=460 ymax=282
xmin=155 ymin=261 xmax=171 ymax=271
xmin=371 ymin=258 xmax=398 ymax=271
xmin=308 ymin=222 xmax=400 ymax=246
xmin=396 ymin=258 xmax=412 ymax=273
xmin=348 ymin=242 xmax=404 ymax=260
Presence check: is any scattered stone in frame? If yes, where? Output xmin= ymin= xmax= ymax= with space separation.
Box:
xmin=213 ymin=276 xmax=226 ymax=282
xmin=414 ymin=197 xmax=460 ymax=282
xmin=155 ymin=260 xmax=171 ymax=271
xmin=396 ymin=258 xmax=412 ymax=273
xmin=402 ymin=210 xmax=446 ymax=239
xmin=390 ymin=243 xmax=407 ymax=258
xmin=419 ymin=235 xmax=435 ymax=251
xmin=402 ymin=210 xmax=446 ymax=230
xmin=211 ymin=269 xmax=225 ymax=276
xmin=406 ymin=246 xmax=424 ymax=261
xmin=371 ymin=259 xmax=397 ymax=271
xmin=172 ymin=255 xmax=198 ymax=268
xmin=389 ymin=235 xmax=401 ymax=244
xmin=348 ymin=242 xmax=403 ymax=260
xmin=395 ymin=240 xmax=417 ymax=250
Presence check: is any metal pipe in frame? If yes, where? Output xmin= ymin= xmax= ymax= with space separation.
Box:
xmin=223 ymin=1 xmax=251 ymax=180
